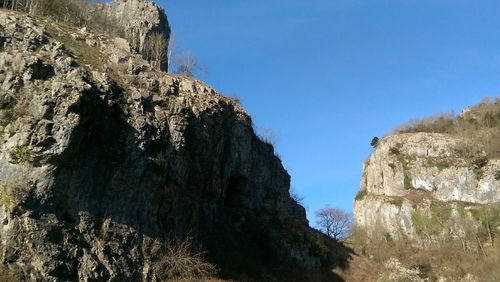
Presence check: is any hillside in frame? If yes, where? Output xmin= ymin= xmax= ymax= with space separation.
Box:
xmin=0 ymin=7 xmax=348 ymax=282
xmin=350 ymin=100 xmax=500 ymax=281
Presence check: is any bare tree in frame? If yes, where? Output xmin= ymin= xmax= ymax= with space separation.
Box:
xmin=144 ymin=32 xmax=168 ymax=71
xmin=166 ymin=32 xmax=177 ymax=73
xmin=315 ymin=207 xmax=353 ymax=240
xmin=25 ymin=0 xmax=40 ymax=15
xmin=166 ymin=33 xmax=204 ymax=77
xmin=289 ymin=187 xmax=304 ymax=206
xmin=173 ymin=52 xmax=201 ymax=77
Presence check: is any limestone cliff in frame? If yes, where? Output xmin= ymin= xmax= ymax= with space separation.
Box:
xmin=0 ymin=11 xmax=342 ymax=281
xmin=100 ymin=0 xmax=171 ymax=71
xmin=355 ymin=129 xmax=500 ymax=241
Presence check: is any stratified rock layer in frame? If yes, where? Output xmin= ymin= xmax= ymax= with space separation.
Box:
xmin=0 ymin=11 xmax=337 ymax=281
xmin=354 ymin=132 xmax=500 ymax=240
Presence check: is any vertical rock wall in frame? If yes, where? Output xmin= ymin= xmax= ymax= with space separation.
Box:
xmin=102 ymin=0 xmax=171 ymax=71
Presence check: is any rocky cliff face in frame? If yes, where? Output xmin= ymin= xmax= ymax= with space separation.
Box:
xmin=354 ymin=132 xmax=500 ymax=241
xmin=0 ymin=11 xmax=339 ymax=281
xmin=100 ymin=0 xmax=171 ymax=71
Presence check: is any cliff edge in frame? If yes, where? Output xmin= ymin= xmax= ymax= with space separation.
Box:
xmin=0 ymin=10 xmax=344 ymax=281
xmin=355 ymin=106 xmax=500 ymax=243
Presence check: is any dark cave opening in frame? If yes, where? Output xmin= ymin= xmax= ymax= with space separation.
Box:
xmin=224 ymin=175 xmax=245 ymax=208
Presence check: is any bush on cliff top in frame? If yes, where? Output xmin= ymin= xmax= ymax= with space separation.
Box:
xmin=393 ymin=97 xmax=500 ymax=158
xmin=2 ymin=0 xmax=120 ymax=34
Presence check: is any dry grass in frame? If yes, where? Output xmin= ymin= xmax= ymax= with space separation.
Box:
xmin=340 ymin=226 xmax=500 ymax=281
xmin=393 ymin=98 xmax=500 ymax=159
xmin=151 ymin=238 xmax=218 ymax=281
xmin=333 ymin=254 xmax=384 ymax=282
xmin=49 ymin=29 xmax=107 ymax=70
xmin=0 ymin=265 xmax=18 ymax=281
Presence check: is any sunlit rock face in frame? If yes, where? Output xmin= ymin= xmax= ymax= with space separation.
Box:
xmin=0 ymin=10 xmax=338 ymax=281
xmin=99 ymin=0 xmax=171 ymax=71
xmin=354 ymin=133 xmax=500 ymax=240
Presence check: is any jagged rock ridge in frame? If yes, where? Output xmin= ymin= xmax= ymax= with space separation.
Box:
xmin=0 ymin=10 xmax=343 ymax=281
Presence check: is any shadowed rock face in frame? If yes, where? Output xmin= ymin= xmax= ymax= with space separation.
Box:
xmin=355 ymin=133 xmax=500 ymax=241
xmin=0 ymin=11 xmax=344 ymax=281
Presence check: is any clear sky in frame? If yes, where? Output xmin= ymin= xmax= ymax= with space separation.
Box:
xmin=159 ymin=0 xmax=500 ymax=222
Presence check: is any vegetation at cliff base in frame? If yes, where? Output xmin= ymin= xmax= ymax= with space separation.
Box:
xmin=151 ymin=238 xmax=218 ymax=281
xmin=341 ymin=223 xmax=500 ymax=281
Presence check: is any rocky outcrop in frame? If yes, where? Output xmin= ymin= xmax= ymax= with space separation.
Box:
xmin=0 ymin=11 xmax=341 ymax=281
xmin=100 ymin=0 xmax=171 ymax=71
xmin=354 ymin=132 xmax=500 ymax=241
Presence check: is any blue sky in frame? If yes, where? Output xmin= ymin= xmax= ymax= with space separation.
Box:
xmin=159 ymin=0 xmax=500 ymax=222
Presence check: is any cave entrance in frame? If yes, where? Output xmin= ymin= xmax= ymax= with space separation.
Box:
xmin=224 ymin=174 xmax=245 ymax=208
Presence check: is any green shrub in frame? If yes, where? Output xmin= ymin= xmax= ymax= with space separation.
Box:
xmin=0 ymin=97 xmax=17 ymax=128
xmin=429 ymin=204 xmax=452 ymax=227
xmin=384 ymin=232 xmax=393 ymax=243
xmin=495 ymin=170 xmax=500 ymax=181
xmin=470 ymin=205 xmax=500 ymax=231
xmin=411 ymin=211 xmax=428 ymax=235
xmin=425 ymin=159 xmax=450 ymax=171
xmin=472 ymin=156 xmax=489 ymax=170
xmin=0 ymin=109 xmax=14 ymax=127
xmin=0 ymin=190 xmax=12 ymax=208
xmin=401 ymin=157 xmax=416 ymax=191
xmin=411 ymin=204 xmax=452 ymax=236
xmin=9 ymin=145 xmax=31 ymax=164
xmin=472 ymin=156 xmax=489 ymax=179
xmin=403 ymin=162 xmax=413 ymax=189
xmin=435 ymin=162 xmax=450 ymax=171
xmin=389 ymin=198 xmax=403 ymax=208
xmin=412 ymin=264 xmax=431 ymax=279
xmin=0 ymin=180 xmax=28 ymax=213
xmin=389 ymin=147 xmax=400 ymax=155
xmin=355 ymin=189 xmax=368 ymax=201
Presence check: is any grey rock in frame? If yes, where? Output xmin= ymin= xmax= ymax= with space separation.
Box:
xmin=0 ymin=10 xmax=338 ymax=281
xmin=355 ymin=133 xmax=500 ymax=241
xmin=99 ymin=0 xmax=171 ymax=71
